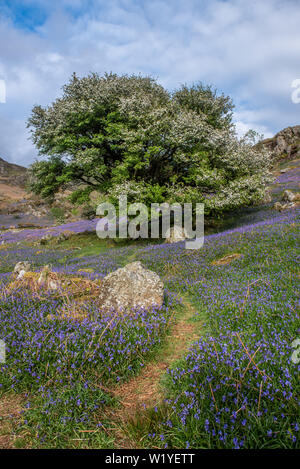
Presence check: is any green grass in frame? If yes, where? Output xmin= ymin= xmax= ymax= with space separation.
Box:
xmin=0 ymin=191 xmax=299 ymax=448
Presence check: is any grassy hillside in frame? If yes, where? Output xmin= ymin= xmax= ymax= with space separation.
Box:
xmin=0 ymin=157 xmax=27 ymax=177
xmin=0 ymin=159 xmax=299 ymax=449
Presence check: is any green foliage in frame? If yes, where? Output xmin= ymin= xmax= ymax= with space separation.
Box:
xmin=28 ymin=72 xmax=272 ymax=215
xmin=69 ymin=187 xmax=93 ymax=205
xmin=81 ymin=204 xmax=96 ymax=220
xmin=172 ymin=82 xmax=234 ymax=129
xmin=29 ymin=156 xmax=66 ymax=200
xmin=50 ymin=206 xmax=65 ymax=223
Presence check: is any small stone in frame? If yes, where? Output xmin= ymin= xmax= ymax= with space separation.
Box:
xmin=14 ymin=261 xmax=31 ymax=276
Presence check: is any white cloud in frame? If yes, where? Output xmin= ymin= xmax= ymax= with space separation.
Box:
xmin=0 ymin=115 xmax=33 ymax=165
xmin=0 ymin=0 xmax=299 ymax=166
xmin=234 ymin=119 xmax=273 ymax=139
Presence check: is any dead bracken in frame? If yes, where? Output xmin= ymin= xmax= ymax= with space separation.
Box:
xmin=211 ymin=253 xmax=242 ymax=266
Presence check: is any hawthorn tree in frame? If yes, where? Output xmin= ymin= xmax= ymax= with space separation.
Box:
xmin=28 ymin=72 xmax=272 ymax=215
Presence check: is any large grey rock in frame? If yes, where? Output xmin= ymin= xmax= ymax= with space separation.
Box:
xmin=98 ymin=261 xmax=164 ymax=312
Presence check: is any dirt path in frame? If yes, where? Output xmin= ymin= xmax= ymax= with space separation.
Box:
xmin=103 ymin=298 xmax=201 ymax=449
xmin=0 ymin=393 xmax=25 ymax=449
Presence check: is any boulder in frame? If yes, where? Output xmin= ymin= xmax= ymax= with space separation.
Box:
xmin=282 ymin=190 xmax=296 ymax=202
xmin=14 ymin=261 xmax=31 ymax=279
xmin=98 ymin=261 xmax=164 ymax=312
xmin=165 ymin=225 xmax=187 ymax=244
xmin=282 ymin=190 xmax=300 ymax=203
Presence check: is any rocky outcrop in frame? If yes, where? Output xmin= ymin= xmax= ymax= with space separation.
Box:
xmin=258 ymin=125 xmax=300 ymax=161
xmin=98 ymin=261 xmax=164 ymax=312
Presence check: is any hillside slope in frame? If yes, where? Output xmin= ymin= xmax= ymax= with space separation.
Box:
xmin=0 ymin=157 xmax=27 ymax=187
xmin=0 ymin=189 xmax=299 ymax=449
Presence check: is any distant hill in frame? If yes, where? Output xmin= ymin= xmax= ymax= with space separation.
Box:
xmin=258 ymin=125 xmax=300 ymax=162
xmin=0 ymin=157 xmax=28 ymax=187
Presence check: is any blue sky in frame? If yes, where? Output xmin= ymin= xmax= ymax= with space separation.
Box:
xmin=0 ymin=0 xmax=299 ymax=166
